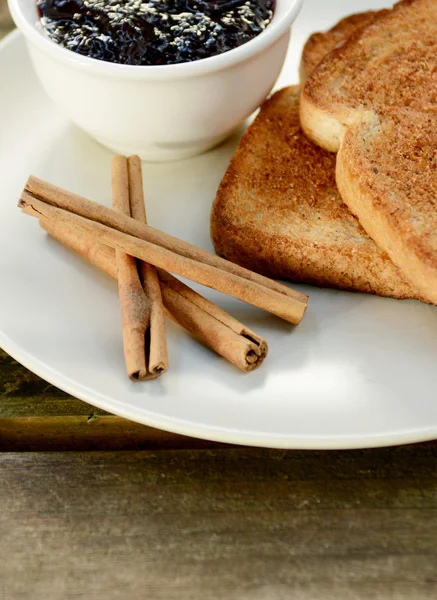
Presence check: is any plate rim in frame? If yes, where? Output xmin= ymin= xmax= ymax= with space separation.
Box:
xmin=3 ymin=328 xmax=437 ymax=450
xmin=1 ymin=30 xmax=437 ymax=450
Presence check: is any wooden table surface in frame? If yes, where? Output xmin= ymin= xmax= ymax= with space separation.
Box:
xmin=1 ymin=5 xmax=437 ymax=599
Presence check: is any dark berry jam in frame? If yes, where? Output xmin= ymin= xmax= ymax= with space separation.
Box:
xmin=37 ymin=0 xmax=275 ymax=66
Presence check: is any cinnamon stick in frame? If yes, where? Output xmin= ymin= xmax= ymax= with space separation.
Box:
xmin=112 ymin=156 xmax=168 ymax=381
xmin=127 ymin=156 xmax=168 ymax=376
xmin=111 ymin=157 xmax=151 ymax=380
xmin=22 ymin=176 xmax=308 ymax=321
xmin=158 ymin=270 xmax=268 ymax=371
xmin=20 ymin=187 xmax=307 ymax=324
xmin=39 ymin=220 xmax=268 ymax=371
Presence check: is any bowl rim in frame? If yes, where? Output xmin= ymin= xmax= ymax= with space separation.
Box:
xmin=7 ymin=0 xmax=304 ymax=79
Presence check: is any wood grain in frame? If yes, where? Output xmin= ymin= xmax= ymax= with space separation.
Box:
xmin=0 ymin=416 xmax=229 ymax=451
xmin=1 ymin=449 xmax=437 ymax=599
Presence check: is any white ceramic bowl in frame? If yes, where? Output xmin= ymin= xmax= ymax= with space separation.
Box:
xmin=8 ymin=0 xmax=303 ymax=161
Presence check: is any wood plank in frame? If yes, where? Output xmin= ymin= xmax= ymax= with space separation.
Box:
xmin=1 ymin=450 xmax=437 ymax=599
xmin=0 ymin=416 xmax=228 ymax=450
xmin=0 ymin=348 xmax=109 ymax=417
xmin=2 ymin=445 xmax=437 ymax=483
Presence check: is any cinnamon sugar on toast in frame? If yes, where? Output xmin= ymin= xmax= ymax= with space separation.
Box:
xmin=300 ymin=10 xmax=382 ymax=81
xmin=337 ymin=109 xmax=437 ymax=304
xmin=300 ymin=0 xmax=437 ymax=152
xmin=211 ymin=86 xmax=423 ymax=301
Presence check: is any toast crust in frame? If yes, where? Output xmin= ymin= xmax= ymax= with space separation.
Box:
xmin=211 ymin=87 xmax=423 ymax=300
xmin=336 ymin=109 xmax=437 ymax=303
xmin=300 ymin=11 xmax=381 ymax=82
xmin=300 ymin=0 xmax=437 ymax=151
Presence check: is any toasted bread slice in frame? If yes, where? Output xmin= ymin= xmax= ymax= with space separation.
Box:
xmin=300 ymin=10 xmax=382 ymax=82
xmin=300 ymin=0 xmax=437 ymax=152
xmin=337 ymin=108 xmax=437 ymax=304
xmin=211 ymin=87 xmax=422 ymax=301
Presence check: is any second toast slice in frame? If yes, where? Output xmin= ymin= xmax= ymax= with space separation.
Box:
xmin=300 ymin=0 xmax=437 ymax=152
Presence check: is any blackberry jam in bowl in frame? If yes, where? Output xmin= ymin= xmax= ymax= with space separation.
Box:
xmin=38 ymin=1 xmax=276 ymax=66
xmin=9 ymin=0 xmax=303 ymax=161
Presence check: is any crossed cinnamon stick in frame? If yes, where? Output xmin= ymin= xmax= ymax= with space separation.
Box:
xmin=111 ymin=155 xmax=168 ymax=380
xmin=19 ymin=164 xmax=308 ymax=376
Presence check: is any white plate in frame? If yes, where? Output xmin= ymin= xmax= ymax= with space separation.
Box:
xmin=1 ymin=0 xmax=437 ymax=450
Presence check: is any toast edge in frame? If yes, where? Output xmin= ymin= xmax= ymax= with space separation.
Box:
xmin=299 ymin=86 xmax=346 ymax=152
xmin=336 ymin=128 xmax=437 ymax=305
